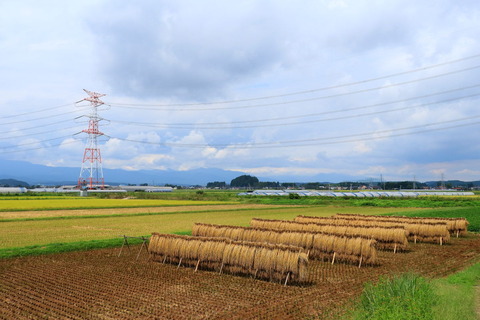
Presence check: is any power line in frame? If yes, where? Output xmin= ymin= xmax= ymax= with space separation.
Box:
xmin=273 ymin=121 xmax=480 ymax=148
xmin=0 ymin=118 xmax=80 ymax=134
xmin=0 ymin=109 xmax=83 ymax=125
xmin=0 ymin=139 xmax=82 ymax=154
xmin=0 ymin=134 xmax=78 ymax=149
xmin=6 ymin=117 xmax=477 ymax=154
xmin=108 ymin=90 xmax=480 ymax=130
xmin=1 ymin=103 xmax=75 ymax=119
xmin=0 ymin=125 xmax=85 ymax=140
xmin=106 ymin=64 xmax=480 ymax=111
xmin=105 ymin=53 xmax=480 ymax=107
xmin=105 ymin=114 xmax=480 ymax=149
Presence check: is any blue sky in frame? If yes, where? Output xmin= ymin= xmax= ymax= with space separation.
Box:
xmin=1 ymin=0 xmax=480 ymax=182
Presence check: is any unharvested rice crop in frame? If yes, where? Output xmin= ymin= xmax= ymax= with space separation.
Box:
xmin=148 ymin=233 xmax=309 ymax=284
xmin=192 ymin=223 xmax=377 ymax=266
xmin=334 ymin=214 xmax=451 ymax=244
xmin=250 ymin=218 xmax=408 ymax=252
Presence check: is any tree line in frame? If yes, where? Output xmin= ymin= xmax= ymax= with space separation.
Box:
xmin=206 ymin=175 xmax=477 ymax=190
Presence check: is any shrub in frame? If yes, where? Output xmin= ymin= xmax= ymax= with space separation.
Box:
xmin=289 ymin=193 xmax=300 ymax=199
xmin=355 ymin=273 xmax=435 ymax=320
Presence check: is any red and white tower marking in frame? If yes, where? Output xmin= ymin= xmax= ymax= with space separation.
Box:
xmin=77 ymin=89 xmax=106 ymax=189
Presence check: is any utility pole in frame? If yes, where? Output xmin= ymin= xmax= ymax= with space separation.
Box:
xmin=77 ymin=89 xmax=107 ymax=190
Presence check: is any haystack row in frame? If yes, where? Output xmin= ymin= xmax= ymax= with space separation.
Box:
xmin=192 ymin=223 xmax=377 ymax=266
xmin=148 ymin=233 xmax=308 ymax=284
xmin=334 ymin=214 xmax=451 ymax=244
xmin=250 ymin=218 xmax=408 ymax=252
xmin=295 ymin=215 xmax=407 ymax=233
xmin=335 ymin=214 xmax=469 ymax=237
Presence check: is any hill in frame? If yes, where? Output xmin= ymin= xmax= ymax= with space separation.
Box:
xmin=0 ymin=178 xmax=29 ymax=187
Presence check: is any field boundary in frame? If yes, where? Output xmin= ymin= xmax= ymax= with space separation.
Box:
xmin=0 ymin=231 xmax=190 ymax=259
xmin=0 ymin=206 xmax=304 ymax=222
xmin=0 ymin=202 xmax=238 ymax=212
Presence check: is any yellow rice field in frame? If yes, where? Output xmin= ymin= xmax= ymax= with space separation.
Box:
xmin=1 ymin=205 xmax=427 ymax=249
xmin=0 ymin=198 xmax=232 ymax=211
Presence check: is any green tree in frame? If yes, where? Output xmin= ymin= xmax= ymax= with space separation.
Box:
xmin=206 ymin=181 xmax=227 ymax=188
xmin=230 ymin=175 xmax=259 ymax=188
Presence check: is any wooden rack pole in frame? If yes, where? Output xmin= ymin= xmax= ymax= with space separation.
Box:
xmin=195 ymin=260 xmax=201 ymax=272
xmin=118 ymin=235 xmax=130 ymax=257
xmin=284 ymin=272 xmax=290 ymax=286
xmin=136 ymin=237 xmax=148 ymax=260
xmin=219 ymin=263 xmax=224 ymax=274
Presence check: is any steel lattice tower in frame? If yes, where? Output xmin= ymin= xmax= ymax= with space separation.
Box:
xmin=77 ymin=89 xmax=106 ymax=190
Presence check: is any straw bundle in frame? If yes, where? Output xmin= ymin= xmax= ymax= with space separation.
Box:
xmin=347 ymin=215 xmax=467 ymax=237
xmin=193 ymin=223 xmax=377 ymax=266
xmin=148 ymin=233 xmax=308 ymax=284
xmin=334 ymin=214 xmax=451 ymax=244
xmin=250 ymin=218 xmax=408 ymax=252
xmin=295 ymin=215 xmax=407 ymax=232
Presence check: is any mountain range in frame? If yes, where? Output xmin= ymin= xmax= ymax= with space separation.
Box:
xmin=0 ymin=159 xmax=246 ymax=186
xmin=1 ymin=159 xmax=478 ymax=187
xmin=0 ymin=159 xmax=361 ymax=186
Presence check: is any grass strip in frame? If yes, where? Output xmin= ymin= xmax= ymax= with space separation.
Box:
xmin=350 ymin=273 xmax=436 ymax=320
xmin=383 ymin=207 xmax=480 ymax=232
xmin=0 ymin=206 xmax=304 ymax=222
xmin=0 ymin=231 xmax=192 ymax=259
xmin=345 ymin=262 xmax=480 ymax=320
xmin=431 ymin=262 xmax=480 ymax=320
xmin=246 ymin=196 xmax=480 ymax=208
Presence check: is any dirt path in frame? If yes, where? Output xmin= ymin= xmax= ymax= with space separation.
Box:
xmin=0 ymin=203 xmax=284 ymax=219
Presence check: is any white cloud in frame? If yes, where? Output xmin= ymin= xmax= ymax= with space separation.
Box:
xmin=1 ymin=1 xmax=480 ymax=182
xmin=237 ymin=166 xmax=336 ymax=177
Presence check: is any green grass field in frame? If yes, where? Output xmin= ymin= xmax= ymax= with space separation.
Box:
xmin=385 ymin=207 xmax=480 ymax=232
xmin=347 ymin=262 xmax=480 ymax=320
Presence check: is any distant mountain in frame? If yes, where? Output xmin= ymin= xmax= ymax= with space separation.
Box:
xmin=0 ymin=178 xmax=29 ymax=187
xmin=0 ymin=159 xmax=247 ymax=186
xmin=2 ymin=159 xmax=477 ymax=187
xmin=103 ymin=167 xmax=247 ymax=186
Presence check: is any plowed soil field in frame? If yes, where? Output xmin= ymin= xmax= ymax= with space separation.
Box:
xmin=1 ymin=234 xmax=479 ymax=319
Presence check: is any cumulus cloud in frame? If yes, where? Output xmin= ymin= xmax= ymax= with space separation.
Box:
xmin=87 ymin=1 xmax=288 ymax=100
xmin=2 ymin=1 xmax=480 ymax=182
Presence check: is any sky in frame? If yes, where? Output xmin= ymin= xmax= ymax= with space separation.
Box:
xmin=1 ymin=0 xmax=480 ymax=182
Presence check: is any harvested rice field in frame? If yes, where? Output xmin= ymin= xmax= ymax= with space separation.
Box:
xmin=0 ymin=198 xmax=233 ymax=211
xmin=1 ymin=234 xmax=479 ymax=319
xmin=0 ymin=203 xmax=287 ymax=220
xmin=1 ymin=196 xmax=478 ymax=319
xmin=0 ymin=205 xmax=424 ymax=250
